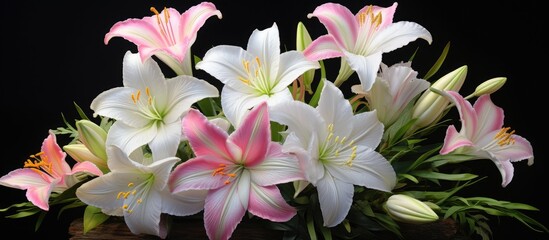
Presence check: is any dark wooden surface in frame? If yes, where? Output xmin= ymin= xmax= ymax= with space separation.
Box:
xmin=68 ymin=217 xmax=284 ymax=240
xmin=68 ymin=217 xmax=462 ymax=240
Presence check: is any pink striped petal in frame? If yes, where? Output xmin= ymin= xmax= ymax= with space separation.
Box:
xmin=248 ymin=184 xmax=296 ymax=222
xmin=41 ymin=131 xmax=71 ymax=178
xmin=204 ymin=185 xmax=246 ymax=240
xmin=473 ymin=94 xmax=505 ymax=136
xmin=443 ymin=91 xmax=479 ymax=139
xmin=308 ymin=3 xmax=358 ymax=50
xmin=440 ymin=125 xmax=474 ymax=154
xmin=179 ymin=2 xmax=222 ymax=50
xmin=303 ymin=35 xmax=343 ymax=61
xmin=169 ymin=156 xmax=230 ymax=193
xmin=228 ymin=102 xmax=270 ymax=166
xmin=182 ymin=109 xmax=232 ymax=160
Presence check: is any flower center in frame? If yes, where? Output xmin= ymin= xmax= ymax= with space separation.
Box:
xmin=150 ymin=7 xmax=177 ymax=46
xmin=116 ymin=175 xmax=154 ymax=214
xmin=131 ymin=87 xmax=163 ymax=121
xmin=212 ymin=163 xmax=238 ymax=185
xmin=320 ymin=124 xmax=357 ymax=166
xmin=24 ymin=151 xmax=53 ymax=177
xmin=493 ymin=127 xmax=516 ymax=146
xmin=238 ymin=57 xmax=273 ymax=96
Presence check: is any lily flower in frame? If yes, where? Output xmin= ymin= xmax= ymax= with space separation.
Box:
xmin=304 ymin=2 xmax=432 ymax=91
xmin=269 ymin=80 xmax=397 ymax=227
xmin=76 ymin=145 xmax=207 ymax=239
xmin=351 ymin=62 xmax=429 ymax=128
xmin=0 ymin=131 xmax=103 ymax=211
xmin=104 ymin=2 xmax=222 ymax=76
xmin=90 ymin=51 xmax=219 ymax=161
xmin=169 ymin=102 xmax=304 ymax=240
xmin=439 ymin=90 xmax=534 ymax=187
xmin=195 ymin=23 xmax=320 ymax=127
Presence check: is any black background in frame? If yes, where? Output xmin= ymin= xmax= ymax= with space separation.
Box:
xmin=1 ymin=1 xmax=546 ymax=239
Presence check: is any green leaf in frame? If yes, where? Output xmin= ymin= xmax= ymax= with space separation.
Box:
xmin=196 ymin=97 xmax=220 ymax=117
xmin=423 ymin=41 xmax=450 ymax=80
xmin=398 ymin=173 xmax=419 ymax=184
xmin=309 ymin=77 xmax=325 ymax=108
xmin=411 ymin=170 xmax=478 ymax=181
xmin=83 ymin=205 xmax=110 ymax=234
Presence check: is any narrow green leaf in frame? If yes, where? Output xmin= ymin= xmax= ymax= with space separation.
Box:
xmin=423 ymin=41 xmax=450 ymax=80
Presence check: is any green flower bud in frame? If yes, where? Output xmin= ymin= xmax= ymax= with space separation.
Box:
xmin=412 ymin=65 xmax=467 ymax=129
xmin=63 ymin=143 xmax=108 ymax=173
xmin=76 ymin=120 xmax=108 ymax=161
xmin=471 ymin=77 xmax=506 ymax=97
xmin=296 ymin=21 xmax=315 ymax=94
xmin=384 ymin=194 xmax=439 ymax=224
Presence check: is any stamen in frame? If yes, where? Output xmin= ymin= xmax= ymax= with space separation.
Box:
xmin=211 ymin=164 xmax=237 ymax=185
xmin=150 ymin=6 xmax=176 ymax=46
xmin=321 ymin=123 xmax=358 ymax=167
xmin=494 ymin=127 xmax=516 ymax=146
xmin=23 ymin=151 xmax=53 ymax=176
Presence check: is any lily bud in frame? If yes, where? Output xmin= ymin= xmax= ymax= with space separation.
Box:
xmin=296 ymin=21 xmax=315 ymax=94
xmin=384 ymin=194 xmax=439 ymax=224
xmin=76 ymin=120 xmax=108 ymax=161
xmin=64 ymin=143 xmax=108 ymax=173
xmin=412 ymin=65 xmax=467 ymax=129
xmin=470 ymin=77 xmax=506 ymax=97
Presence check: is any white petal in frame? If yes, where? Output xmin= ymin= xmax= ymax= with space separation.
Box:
xmin=148 ymin=121 xmax=182 ymax=161
xmin=106 ymin=121 xmax=156 ymax=158
xmin=221 ymin=86 xmax=266 ymax=127
xmin=163 ymin=75 xmax=219 ymax=123
xmin=272 ymin=51 xmax=319 ymax=92
xmin=316 ymin=80 xmax=354 ymax=137
xmin=246 ymin=23 xmax=281 ymax=81
xmin=90 ymin=87 xmax=150 ymax=127
xmin=195 ymin=45 xmax=256 ymax=91
xmin=316 ymin=175 xmax=354 ymax=227
xmin=122 ymin=51 xmax=169 ymax=107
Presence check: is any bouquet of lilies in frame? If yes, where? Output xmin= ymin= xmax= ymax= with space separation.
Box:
xmin=1 ymin=2 xmax=547 ymax=240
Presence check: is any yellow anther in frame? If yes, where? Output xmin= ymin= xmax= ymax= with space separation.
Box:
xmin=238 ymin=76 xmax=250 ymax=84
xmin=494 ymin=127 xmax=516 ymax=146
xmin=128 ymin=182 xmax=134 ymax=187
xmin=150 ymin=7 xmax=160 ymax=16
xmin=255 ymin=57 xmax=261 ymax=67
xmin=137 ymin=199 xmax=143 ymax=204
xmin=163 ymin=7 xmax=170 ymax=23
xmin=123 ymin=204 xmax=129 ymax=209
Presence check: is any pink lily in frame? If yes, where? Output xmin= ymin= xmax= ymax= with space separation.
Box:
xmin=169 ymin=102 xmax=304 ymax=240
xmin=0 ymin=131 xmax=103 ymax=210
xmin=304 ymin=2 xmax=432 ymax=91
xmin=439 ymin=90 xmax=534 ymax=187
xmin=104 ymin=2 xmax=222 ymax=75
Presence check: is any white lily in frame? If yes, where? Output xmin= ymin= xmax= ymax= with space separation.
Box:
xmin=90 ymin=51 xmax=219 ymax=161
xmin=351 ymin=62 xmax=429 ymax=128
xmin=270 ymin=80 xmax=396 ymax=227
xmin=195 ymin=23 xmax=320 ymax=127
xmin=76 ymin=145 xmax=207 ymax=239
